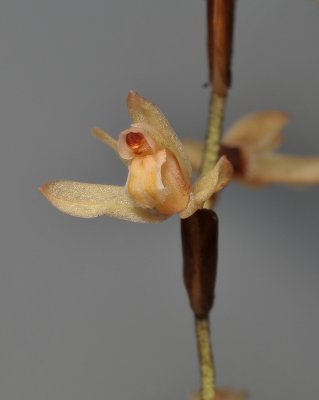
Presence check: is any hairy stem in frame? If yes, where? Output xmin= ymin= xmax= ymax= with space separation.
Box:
xmin=196 ymin=48 xmax=228 ymax=400
xmin=196 ymin=317 xmax=216 ymax=400
xmin=196 ymin=92 xmax=227 ymax=400
xmin=201 ymin=94 xmax=226 ymax=216
xmin=201 ymin=94 xmax=227 ymax=176
xmin=192 ymin=1 xmax=235 ymax=398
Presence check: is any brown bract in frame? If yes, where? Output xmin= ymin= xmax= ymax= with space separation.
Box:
xmin=207 ymin=0 xmax=235 ymax=95
xmin=40 ymin=92 xmax=233 ymax=223
xmin=181 ymin=209 xmax=218 ymax=318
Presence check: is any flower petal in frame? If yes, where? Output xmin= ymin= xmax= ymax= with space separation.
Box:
xmin=159 ymin=150 xmax=190 ymax=214
xmin=192 ymin=156 xmax=234 ymax=203
xmin=182 ymin=139 xmax=204 ymax=172
xmin=39 ymin=181 xmax=168 ymax=222
xmin=247 ymin=153 xmax=319 ymax=186
xmin=127 ymin=149 xmax=190 ymax=215
xmin=127 ymin=150 xmax=167 ymax=209
xmin=223 ymin=111 xmax=289 ymax=153
xmin=126 ymin=91 xmax=192 ymax=181
xmin=180 ymin=156 xmax=233 ymax=218
xmin=91 ymin=127 xmax=118 ymax=152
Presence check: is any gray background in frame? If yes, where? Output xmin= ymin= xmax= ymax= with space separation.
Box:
xmin=1 ymin=0 xmax=319 ymax=399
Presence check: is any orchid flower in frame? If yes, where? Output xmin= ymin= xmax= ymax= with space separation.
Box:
xmin=40 ymin=92 xmax=233 ymax=223
xmin=183 ymin=111 xmax=319 ymax=186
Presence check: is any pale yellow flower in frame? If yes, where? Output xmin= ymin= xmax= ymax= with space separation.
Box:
xmin=40 ymin=92 xmax=233 ymax=223
xmin=184 ymin=111 xmax=319 ymax=186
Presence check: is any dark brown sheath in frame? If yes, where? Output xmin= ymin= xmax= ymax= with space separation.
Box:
xmin=207 ymin=0 xmax=235 ymax=96
xmin=181 ymin=209 xmax=218 ymax=318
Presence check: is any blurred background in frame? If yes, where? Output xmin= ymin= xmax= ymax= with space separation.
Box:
xmin=1 ymin=0 xmax=318 ymax=399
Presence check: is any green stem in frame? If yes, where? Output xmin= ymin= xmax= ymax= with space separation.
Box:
xmin=195 ymin=317 xmax=216 ymax=400
xmin=201 ymin=94 xmax=227 ymax=176
xmin=195 ymin=93 xmax=227 ymax=399
xmin=201 ymin=93 xmax=227 ymax=209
